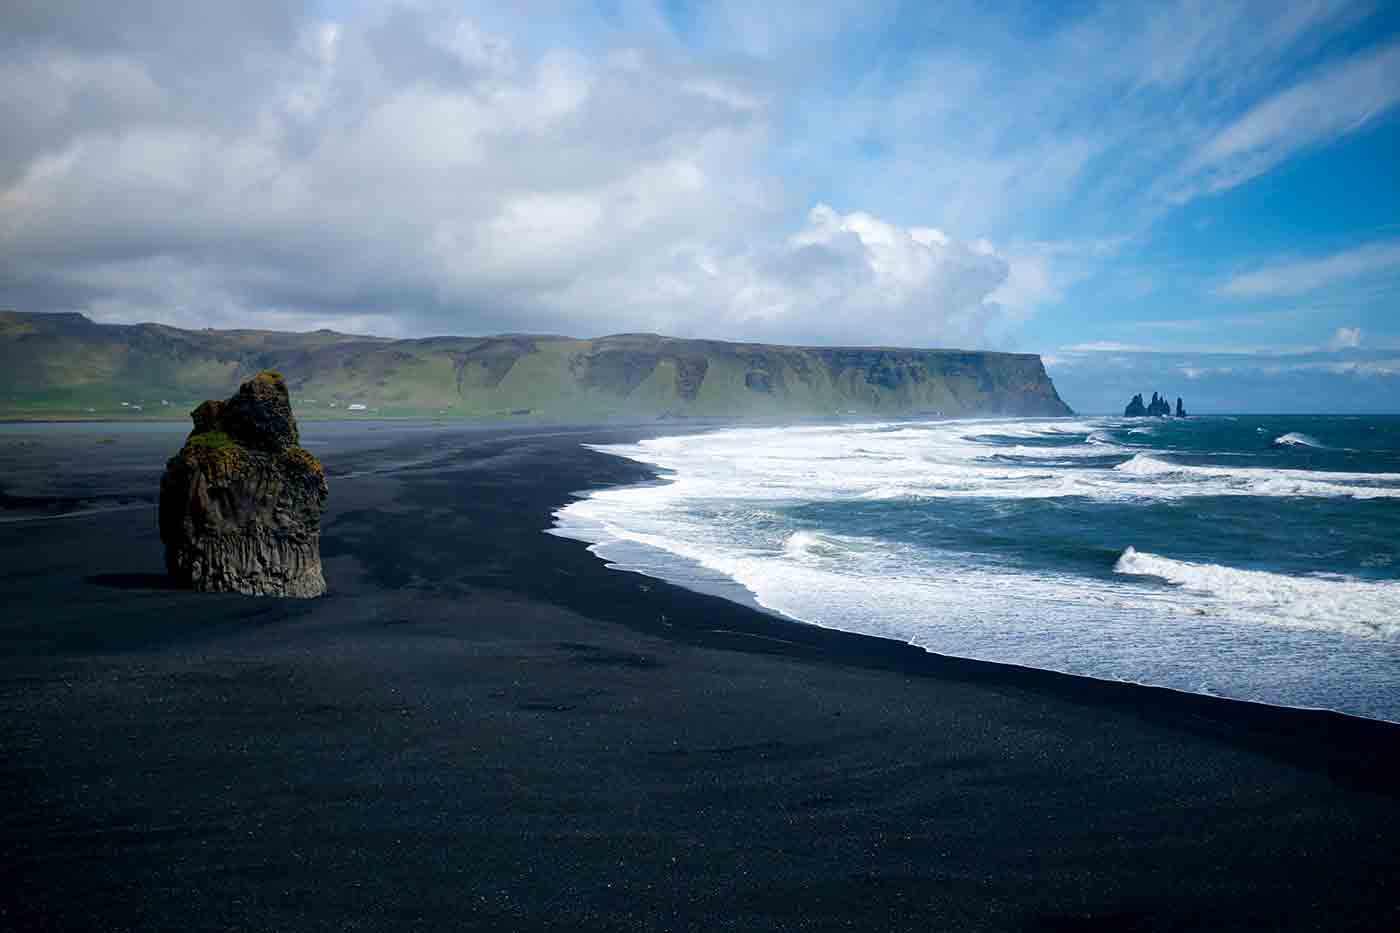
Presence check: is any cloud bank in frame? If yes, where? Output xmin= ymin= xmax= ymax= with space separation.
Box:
xmin=1046 ymin=339 xmax=1400 ymax=413
xmin=0 ymin=0 xmax=1394 ymax=363
xmin=1218 ymin=242 xmax=1400 ymax=298
xmin=0 ymin=2 xmax=1022 ymax=347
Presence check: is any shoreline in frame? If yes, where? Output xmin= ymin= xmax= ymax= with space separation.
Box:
xmin=4 ymin=421 xmax=1400 ymax=930
xmin=568 ymin=480 xmax=1400 ymax=727
xmin=552 ymin=424 xmax=1400 ymax=728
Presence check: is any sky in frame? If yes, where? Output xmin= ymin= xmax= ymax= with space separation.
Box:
xmin=1 ymin=1 xmax=1399 ymax=412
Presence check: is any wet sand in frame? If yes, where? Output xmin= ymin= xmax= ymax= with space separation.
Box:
xmin=3 ymin=422 xmax=1399 ymax=931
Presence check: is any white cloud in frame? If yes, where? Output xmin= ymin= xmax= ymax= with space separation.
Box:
xmin=1255 ymin=358 xmax=1400 ymax=377
xmin=1130 ymin=0 xmax=1361 ymax=92
xmin=1063 ymin=341 xmax=1155 ymax=353
xmin=0 ymin=11 xmax=763 ymax=334
xmin=0 ymin=4 xmax=1024 ymax=348
xmin=1329 ymin=326 xmax=1362 ymax=350
xmin=1218 ymin=242 xmax=1400 ymax=298
xmin=611 ymin=203 xmax=1013 ymax=346
xmin=1185 ymin=42 xmax=1400 ymax=197
xmin=1328 ymin=358 xmax=1400 ymax=376
xmin=0 ymin=1 xmax=1394 ymax=352
xmin=984 ymin=237 xmax=1125 ymax=322
xmin=746 ymin=204 xmax=1010 ymax=344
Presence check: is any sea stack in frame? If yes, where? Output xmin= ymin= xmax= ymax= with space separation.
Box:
xmin=159 ymin=371 xmax=328 ymax=597
xmin=1125 ymin=392 xmax=1187 ymax=417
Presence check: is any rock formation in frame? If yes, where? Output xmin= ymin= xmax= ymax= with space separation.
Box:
xmin=1124 ymin=391 xmax=1186 ymax=417
xmin=159 ymin=371 xmax=328 ymax=597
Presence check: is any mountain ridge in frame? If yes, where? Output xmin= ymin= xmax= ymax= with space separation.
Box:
xmin=0 ymin=310 xmax=1072 ymax=421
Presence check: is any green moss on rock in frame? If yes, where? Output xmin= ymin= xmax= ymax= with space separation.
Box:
xmin=160 ymin=370 xmax=328 ymax=597
xmin=177 ymin=430 xmax=247 ymax=482
xmin=280 ymin=445 xmax=324 ymax=477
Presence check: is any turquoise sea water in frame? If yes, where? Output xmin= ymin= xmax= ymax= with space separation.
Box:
xmin=555 ymin=415 xmax=1400 ymax=722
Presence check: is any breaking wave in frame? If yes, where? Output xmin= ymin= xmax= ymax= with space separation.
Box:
xmin=1112 ymin=453 xmax=1398 ymax=498
xmin=554 ymin=414 xmax=1400 ymax=720
xmin=1274 ymin=432 xmax=1325 ymax=448
xmin=1114 ymin=547 xmax=1400 ymax=639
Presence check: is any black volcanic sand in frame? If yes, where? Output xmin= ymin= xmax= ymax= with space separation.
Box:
xmin=3 ymin=422 xmax=1400 ymax=932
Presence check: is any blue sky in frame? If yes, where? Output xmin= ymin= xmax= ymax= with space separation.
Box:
xmin=3 ymin=0 xmax=1399 ymax=411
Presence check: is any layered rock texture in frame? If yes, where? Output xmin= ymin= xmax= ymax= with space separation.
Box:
xmin=0 ymin=311 xmax=1072 ymax=420
xmin=159 ymin=371 xmax=328 ymax=597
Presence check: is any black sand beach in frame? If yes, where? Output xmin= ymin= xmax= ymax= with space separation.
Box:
xmin=3 ymin=423 xmax=1400 ymax=931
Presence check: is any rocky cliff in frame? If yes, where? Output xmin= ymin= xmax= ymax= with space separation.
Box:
xmin=0 ymin=311 xmax=1072 ymax=420
xmin=159 ymin=371 xmax=328 ymax=597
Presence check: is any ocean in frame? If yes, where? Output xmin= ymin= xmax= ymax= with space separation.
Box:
xmin=553 ymin=415 xmax=1400 ymax=722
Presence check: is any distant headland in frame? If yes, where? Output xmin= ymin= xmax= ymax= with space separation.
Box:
xmin=0 ymin=310 xmax=1072 ymax=422
xmin=1124 ymin=392 xmax=1186 ymax=418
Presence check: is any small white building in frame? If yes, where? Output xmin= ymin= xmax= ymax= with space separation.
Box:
xmin=348 ymin=403 xmax=368 ymax=412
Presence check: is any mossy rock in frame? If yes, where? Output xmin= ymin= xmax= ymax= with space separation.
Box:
xmin=160 ymin=369 xmax=328 ymax=598
xmin=184 ymin=370 xmax=298 ymax=452
xmin=178 ymin=430 xmax=248 ymax=483
xmin=279 ymin=445 xmax=324 ymax=478
xmin=177 ymin=371 xmax=308 ymax=482
xmin=190 ymin=399 xmax=224 ymax=433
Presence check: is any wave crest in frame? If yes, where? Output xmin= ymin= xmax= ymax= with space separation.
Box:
xmin=1113 ymin=547 xmax=1400 ymax=639
xmin=1274 ymin=432 xmax=1325 ymax=449
xmin=1113 ymin=453 xmax=1180 ymax=476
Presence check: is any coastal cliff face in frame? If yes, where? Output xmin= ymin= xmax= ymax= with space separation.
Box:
xmin=159 ymin=371 xmax=328 ymax=597
xmin=0 ymin=311 xmax=1072 ymax=420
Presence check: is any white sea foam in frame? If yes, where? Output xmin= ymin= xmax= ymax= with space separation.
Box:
xmin=1111 ymin=453 xmax=1398 ymax=498
xmin=1113 ymin=453 xmax=1179 ymax=476
xmin=554 ymin=416 xmax=1400 ymax=719
xmin=591 ymin=420 xmax=1400 ymax=506
xmin=1114 ymin=547 xmax=1400 ymax=639
xmin=565 ymin=416 xmax=1400 ymax=585
xmin=1274 ymin=432 xmax=1324 ymax=448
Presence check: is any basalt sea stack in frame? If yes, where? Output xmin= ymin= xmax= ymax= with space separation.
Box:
xmin=159 ymin=371 xmax=328 ymax=597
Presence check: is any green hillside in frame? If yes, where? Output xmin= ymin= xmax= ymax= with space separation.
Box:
xmin=0 ymin=311 xmax=1072 ymax=421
